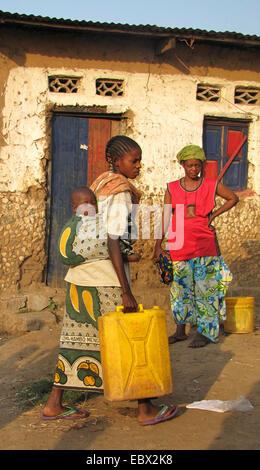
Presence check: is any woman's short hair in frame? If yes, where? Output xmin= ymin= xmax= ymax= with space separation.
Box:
xmin=105 ymin=135 xmax=141 ymax=167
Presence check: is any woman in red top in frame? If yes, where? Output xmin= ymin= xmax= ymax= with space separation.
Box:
xmin=154 ymin=145 xmax=238 ymax=347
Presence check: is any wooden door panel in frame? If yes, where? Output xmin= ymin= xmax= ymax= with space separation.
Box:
xmin=87 ymin=118 xmax=111 ymax=185
xmin=223 ymin=126 xmax=248 ymax=190
xmin=203 ymin=125 xmax=222 ymax=175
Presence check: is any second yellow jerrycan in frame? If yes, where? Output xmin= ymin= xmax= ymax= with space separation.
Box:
xmin=224 ymin=297 xmax=255 ymax=333
xmin=98 ymin=304 xmax=173 ymax=402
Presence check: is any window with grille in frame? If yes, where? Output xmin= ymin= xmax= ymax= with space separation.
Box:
xmin=48 ymin=76 xmax=81 ymax=93
xmin=96 ymin=79 xmax=124 ymax=96
xmin=196 ymin=84 xmax=221 ymax=102
xmin=234 ymin=87 xmax=260 ymax=105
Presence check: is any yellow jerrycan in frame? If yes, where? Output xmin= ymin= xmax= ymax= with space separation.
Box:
xmin=98 ymin=304 xmax=173 ymax=402
xmin=223 ymin=297 xmax=255 ymax=333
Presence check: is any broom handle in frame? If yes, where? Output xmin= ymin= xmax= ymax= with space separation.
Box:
xmin=217 ymin=134 xmax=247 ymax=182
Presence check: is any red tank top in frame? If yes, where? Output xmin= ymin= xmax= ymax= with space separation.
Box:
xmin=167 ymin=178 xmax=218 ymax=261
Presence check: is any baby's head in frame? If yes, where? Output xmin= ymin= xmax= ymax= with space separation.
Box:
xmin=71 ymin=187 xmax=97 ymax=216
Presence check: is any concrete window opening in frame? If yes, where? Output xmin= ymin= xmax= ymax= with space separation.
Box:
xmin=196 ymin=84 xmax=221 ymax=102
xmin=234 ymin=87 xmax=260 ymax=105
xmin=96 ymin=78 xmax=124 ymax=96
xmin=48 ymin=76 xmax=81 ymax=93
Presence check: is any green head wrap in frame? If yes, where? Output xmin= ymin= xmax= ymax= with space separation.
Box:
xmin=177 ymin=145 xmax=206 ymax=163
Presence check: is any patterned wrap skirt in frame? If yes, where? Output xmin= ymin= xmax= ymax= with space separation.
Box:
xmin=53 ymin=283 xmax=122 ymax=393
xmin=170 ymin=255 xmax=232 ymax=342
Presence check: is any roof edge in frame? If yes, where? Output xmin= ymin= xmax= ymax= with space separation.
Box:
xmin=0 ymin=9 xmax=260 ymax=46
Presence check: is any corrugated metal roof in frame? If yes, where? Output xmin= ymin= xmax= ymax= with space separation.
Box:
xmin=0 ymin=9 xmax=260 ymax=46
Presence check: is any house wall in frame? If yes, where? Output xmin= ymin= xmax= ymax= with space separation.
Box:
xmin=1 ymin=25 xmax=260 ymax=293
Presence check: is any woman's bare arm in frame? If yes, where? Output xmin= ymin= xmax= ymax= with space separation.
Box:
xmin=208 ymin=182 xmax=239 ymax=225
xmin=107 ymin=235 xmax=138 ymax=313
xmin=153 ymin=188 xmax=172 ymax=260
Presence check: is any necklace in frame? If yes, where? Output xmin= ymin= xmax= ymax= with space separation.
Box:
xmin=181 ymin=177 xmax=202 ymax=192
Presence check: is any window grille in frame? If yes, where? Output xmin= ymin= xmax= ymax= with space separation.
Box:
xmin=48 ymin=76 xmax=81 ymax=93
xmin=96 ymin=79 xmax=124 ymax=96
xmin=234 ymin=87 xmax=260 ymax=105
xmin=196 ymin=84 xmax=220 ymax=102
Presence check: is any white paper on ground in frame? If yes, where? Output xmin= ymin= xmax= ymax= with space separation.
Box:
xmin=186 ymin=395 xmax=253 ymax=413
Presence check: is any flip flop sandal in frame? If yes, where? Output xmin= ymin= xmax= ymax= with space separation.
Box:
xmin=139 ymin=404 xmax=179 ymax=426
xmin=41 ymin=405 xmax=89 ymax=420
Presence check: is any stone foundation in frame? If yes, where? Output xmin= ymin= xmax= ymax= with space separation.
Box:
xmin=0 ymin=186 xmax=47 ymax=294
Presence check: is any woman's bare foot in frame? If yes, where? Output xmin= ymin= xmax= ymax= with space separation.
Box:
xmin=137 ymin=399 xmax=178 ymax=425
xmin=42 ymin=403 xmax=88 ymax=419
xmin=169 ymin=325 xmax=187 ymax=344
xmin=41 ymin=387 xmax=88 ymax=419
xmin=189 ymin=332 xmax=210 ymax=348
xmin=168 ymin=334 xmax=188 ymax=344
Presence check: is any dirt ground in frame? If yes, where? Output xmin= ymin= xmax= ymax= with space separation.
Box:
xmin=0 ymin=290 xmax=259 ymax=454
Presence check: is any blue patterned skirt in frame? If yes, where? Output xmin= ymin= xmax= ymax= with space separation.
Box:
xmin=170 ymin=256 xmax=232 ymax=342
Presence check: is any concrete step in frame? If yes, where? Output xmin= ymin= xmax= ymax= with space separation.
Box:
xmin=0 ymin=310 xmax=59 ymax=335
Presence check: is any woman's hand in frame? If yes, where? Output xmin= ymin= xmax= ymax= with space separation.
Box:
xmin=153 ymin=245 xmax=166 ymax=262
xmin=107 ymin=235 xmax=138 ymax=314
xmin=153 ymin=188 xmax=172 ymax=262
xmin=122 ymin=291 xmax=138 ymax=313
xmin=208 ymin=182 xmax=238 ymax=227
xmin=127 ymin=252 xmax=142 ymax=262
xmin=207 ymin=214 xmax=214 ymax=227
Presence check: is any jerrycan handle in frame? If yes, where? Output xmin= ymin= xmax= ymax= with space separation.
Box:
xmin=116 ymin=304 xmax=144 ymax=314
xmin=116 ymin=306 xmax=124 ymax=312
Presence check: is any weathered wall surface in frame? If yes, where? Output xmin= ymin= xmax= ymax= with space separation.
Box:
xmin=0 ymin=26 xmax=260 ymax=294
xmin=0 ymin=187 xmax=47 ymax=292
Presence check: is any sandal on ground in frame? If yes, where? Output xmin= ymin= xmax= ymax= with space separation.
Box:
xmin=41 ymin=405 xmax=89 ymax=420
xmin=168 ymin=334 xmax=188 ymax=344
xmin=139 ymin=404 xmax=179 ymax=426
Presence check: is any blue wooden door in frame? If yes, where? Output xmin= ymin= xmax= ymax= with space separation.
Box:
xmin=203 ymin=120 xmax=248 ymax=190
xmin=47 ymin=115 xmax=89 ymax=287
xmin=47 ymin=115 xmax=118 ymax=287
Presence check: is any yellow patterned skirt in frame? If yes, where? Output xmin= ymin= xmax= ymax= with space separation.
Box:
xmin=53 ymin=283 xmax=122 ymax=393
